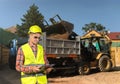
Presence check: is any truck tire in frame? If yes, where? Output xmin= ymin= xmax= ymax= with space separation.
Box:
xmin=78 ymin=63 xmax=90 ymax=75
xmin=98 ymin=55 xmax=112 ymax=72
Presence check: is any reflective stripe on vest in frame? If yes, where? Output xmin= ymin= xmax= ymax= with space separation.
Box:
xmin=21 ymin=43 xmax=47 ymax=84
xmin=21 ymin=72 xmax=45 ymax=78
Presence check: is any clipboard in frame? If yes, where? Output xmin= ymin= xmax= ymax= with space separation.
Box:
xmin=39 ymin=64 xmax=54 ymax=71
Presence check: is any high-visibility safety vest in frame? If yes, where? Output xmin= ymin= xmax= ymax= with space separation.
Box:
xmin=21 ymin=43 xmax=47 ymax=84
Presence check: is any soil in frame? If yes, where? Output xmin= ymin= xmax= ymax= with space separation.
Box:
xmin=48 ymin=68 xmax=120 ymax=84
xmin=0 ymin=64 xmax=120 ymax=84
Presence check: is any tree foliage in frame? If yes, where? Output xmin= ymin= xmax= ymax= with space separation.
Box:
xmin=17 ymin=4 xmax=45 ymax=37
xmin=82 ymin=22 xmax=106 ymax=33
xmin=0 ymin=28 xmax=18 ymax=46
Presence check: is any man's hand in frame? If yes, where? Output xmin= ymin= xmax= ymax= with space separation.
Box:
xmin=46 ymin=67 xmax=54 ymax=74
xmin=32 ymin=66 xmax=41 ymax=73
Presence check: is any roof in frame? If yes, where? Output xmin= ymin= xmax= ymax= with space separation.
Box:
xmin=81 ymin=30 xmax=102 ymax=39
xmin=107 ymin=32 xmax=120 ymax=40
xmin=5 ymin=26 xmax=17 ymax=33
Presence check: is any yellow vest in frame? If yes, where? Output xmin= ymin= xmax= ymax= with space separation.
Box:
xmin=21 ymin=43 xmax=47 ymax=84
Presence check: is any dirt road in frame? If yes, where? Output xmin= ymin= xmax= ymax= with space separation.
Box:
xmin=0 ymin=64 xmax=120 ymax=84
xmin=48 ymin=70 xmax=120 ymax=84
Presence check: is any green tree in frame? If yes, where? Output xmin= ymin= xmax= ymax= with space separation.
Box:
xmin=17 ymin=4 xmax=45 ymax=37
xmin=82 ymin=22 xmax=106 ymax=33
xmin=0 ymin=28 xmax=18 ymax=46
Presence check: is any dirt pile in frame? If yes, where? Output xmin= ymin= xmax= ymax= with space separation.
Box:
xmin=47 ymin=32 xmax=69 ymax=39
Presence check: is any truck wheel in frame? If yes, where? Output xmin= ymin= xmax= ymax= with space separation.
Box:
xmin=99 ymin=55 xmax=112 ymax=72
xmin=78 ymin=63 xmax=90 ymax=75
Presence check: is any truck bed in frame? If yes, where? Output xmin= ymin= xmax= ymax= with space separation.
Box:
xmin=40 ymin=33 xmax=81 ymax=57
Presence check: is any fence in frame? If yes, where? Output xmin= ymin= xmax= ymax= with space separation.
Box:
xmin=0 ymin=44 xmax=9 ymax=65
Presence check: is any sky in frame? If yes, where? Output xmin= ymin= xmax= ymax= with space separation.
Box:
xmin=0 ymin=0 xmax=120 ymax=35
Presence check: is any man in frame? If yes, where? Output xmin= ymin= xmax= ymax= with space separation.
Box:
xmin=16 ymin=25 xmax=51 ymax=84
xmin=92 ymin=38 xmax=100 ymax=52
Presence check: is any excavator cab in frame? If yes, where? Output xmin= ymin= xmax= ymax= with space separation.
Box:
xmin=81 ymin=36 xmax=109 ymax=60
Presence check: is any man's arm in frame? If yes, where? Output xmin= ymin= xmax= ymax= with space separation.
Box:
xmin=44 ymin=50 xmax=49 ymax=65
xmin=16 ymin=47 xmax=33 ymax=73
xmin=43 ymin=50 xmax=54 ymax=73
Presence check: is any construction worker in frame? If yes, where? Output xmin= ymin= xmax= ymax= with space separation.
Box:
xmin=16 ymin=25 xmax=52 ymax=84
xmin=92 ymin=39 xmax=100 ymax=52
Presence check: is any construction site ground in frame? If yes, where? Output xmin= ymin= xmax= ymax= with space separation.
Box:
xmin=0 ymin=64 xmax=120 ymax=84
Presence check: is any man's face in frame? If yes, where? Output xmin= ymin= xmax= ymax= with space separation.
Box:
xmin=29 ymin=33 xmax=41 ymax=45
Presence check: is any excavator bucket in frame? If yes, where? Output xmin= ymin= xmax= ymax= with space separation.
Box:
xmin=45 ymin=15 xmax=74 ymax=39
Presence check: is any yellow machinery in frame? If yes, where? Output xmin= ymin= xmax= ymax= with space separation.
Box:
xmin=79 ymin=30 xmax=120 ymax=75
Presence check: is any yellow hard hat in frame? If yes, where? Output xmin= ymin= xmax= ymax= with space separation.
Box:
xmin=28 ymin=25 xmax=42 ymax=34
